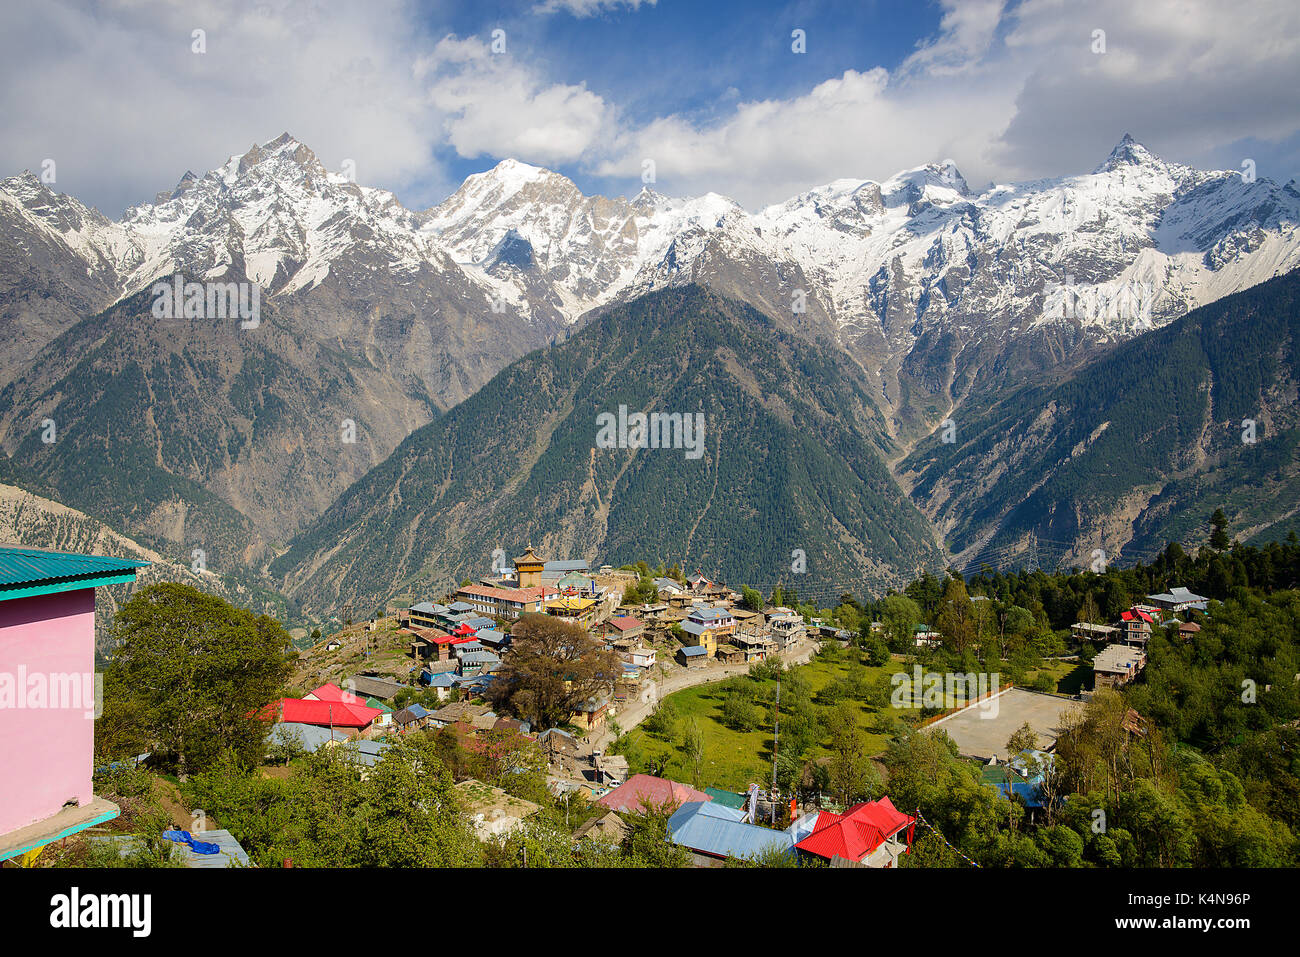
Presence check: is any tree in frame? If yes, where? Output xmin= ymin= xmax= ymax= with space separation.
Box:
xmin=1210 ymin=508 xmax=1232 ymax=551
xmin=1006 ymin=722 xmax=1039 ymax=758
xmin=1076 ymin=592 xmax=1101 ymax=626
xmin=488 ymin=613 xmax=618 ymax=728
xmin=740 ymin=586 xmax=765 ymax=612
xmin=862 ymin=634 xmax=891 ymax=666
xmin=721 ymin=691 xmax=764 ymax=732
xmin=354 ymin=736 xmax=484 ymax=867
xmin=623 ymin=805 xmax=691 ymax=867
xmin=183 ymin=737 xmax=483 ymax=867
xmin=644 ymin=697 xmax=679 ymax=738
xmin=937 ymin=575 xmax=976 ymax=653
xmin=101 ymin=583 xmax=293 ymax=778
xmin=827 ymin=703 xmax=881 ymax=806
xmin=879 ymin=594 xmax=922 ymax=651
xmin=681 ymin=717 xmax=705 ymax=787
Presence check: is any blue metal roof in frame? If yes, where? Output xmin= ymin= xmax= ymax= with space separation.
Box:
xmin=268 ymin=722 xmax=349 ymax=753
xmin=544 ymin=560 xmax=589 ymax=573
xmin=668 ymin=801 xmax=795 ymax=860
xmin=679 ymin=644 xmax=707 ymax=656
xmin=990 ymin=780 xmax=1044 ymax=808
xmin=689 ymin=607 xmax=730 ymax=621
xmin=0 ymin=545 xmax=149 ymax=601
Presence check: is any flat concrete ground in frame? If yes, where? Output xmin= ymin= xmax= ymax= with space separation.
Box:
xmin=929 ymin=688 xmax=1082 ymax=760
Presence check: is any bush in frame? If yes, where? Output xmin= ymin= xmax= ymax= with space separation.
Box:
xmin=721 ymin=692 xmax=764 ymax=732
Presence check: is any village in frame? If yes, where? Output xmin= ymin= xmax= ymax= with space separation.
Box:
xmin=0 ymin=537 xmax=1227 ymax=870
xmin=242 ymin=544 xmax=1214 ymax=868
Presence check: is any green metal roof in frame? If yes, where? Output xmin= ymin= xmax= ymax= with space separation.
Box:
xmin=0 ymin=545 xmax=150 ymax=602
xmin=703 ymin=787 xmax=749 ymax=810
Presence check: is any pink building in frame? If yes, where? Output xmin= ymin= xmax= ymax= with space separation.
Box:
xmin=0 ymin=545 xmax=148 ymax=863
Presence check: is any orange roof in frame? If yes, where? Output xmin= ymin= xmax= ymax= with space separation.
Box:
xmin=459 ymin=583 xmax=549 ymax=603
xmin=514 ymin=546 xmax=546 ymax=568
xmin=407 ymin=625 xmax=449 ymax=640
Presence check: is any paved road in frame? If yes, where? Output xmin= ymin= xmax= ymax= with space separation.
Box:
xmin=583 ymin=638 xmax=817 ymax=753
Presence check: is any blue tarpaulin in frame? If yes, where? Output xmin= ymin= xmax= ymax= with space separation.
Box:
xmin=162 ymin=829 xmax=220 ymax=854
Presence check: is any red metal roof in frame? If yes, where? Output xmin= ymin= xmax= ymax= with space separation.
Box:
xmin=273 ymin=697 xmax=382 ymax=729
xmin=608 ymin=616 xmax=643 ymax=632
xmin=596 ymin=774 xmax=711 ymax=812
xmin=431 ymin=632 xmax=475 ymax=645
xmin=795 ymin=797 xmax=913 ymax=861
xmin=309 ymin=682 xmax=363 ymax=704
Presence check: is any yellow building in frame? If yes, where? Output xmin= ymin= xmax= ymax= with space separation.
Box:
xmin=544 ymin=595 xmax=597 ymax=625
xmin=680 ymin=606 xmax=734 ymax=658
xmin=515 ymin=546 xmax=546 ymax=589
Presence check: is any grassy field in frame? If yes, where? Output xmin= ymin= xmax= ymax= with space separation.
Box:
xmin=626 ymin=652 xmax=905 ymax=792
xmin=625 ymin=647 xmax=1083 ymax=793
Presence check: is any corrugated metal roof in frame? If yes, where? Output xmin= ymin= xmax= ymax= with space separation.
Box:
xmin=703 ymin=787 xmax=749 ymax=810
xmin=687 ymin=606 xmax=730 ymax=622
xmin=668 ymin=801 xmax=794 ymax=860
xmin=268 ymin=722 xmax=350 ymax=752
xmin=544 ymin=560 xmax=589 ymax=573
xmin=597 ymin=774 xmax=710 ymax=812
xmin=794 ymin=797 xmax=912 ymax=861
xmin=0 ymin=545 xmax=149 ymax=597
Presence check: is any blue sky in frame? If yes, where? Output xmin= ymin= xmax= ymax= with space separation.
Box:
xmin=411 ymin=0 xmax=983 ymax=208
xmin=429 ymin=0 xmax=945 ymax=194
xmin=2 ymin=0 xmax=1298 ymax=216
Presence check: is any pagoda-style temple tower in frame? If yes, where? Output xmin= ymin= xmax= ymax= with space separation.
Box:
xmin=514 ymin=545 xmax=546 ymax=588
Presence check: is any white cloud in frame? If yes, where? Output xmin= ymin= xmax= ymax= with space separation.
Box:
xmin=593 ymin=0 xmax=1300 ymax=206
xmin=1 ymin=0 xmax=1297 ymax=217
xmin=992 ymin=0 xmax=1300 ymax=179
xmin=0 ymin=0 xmax=450 ymax=215
xmin=418 ymin=35 xmax=613 ymax=165
xmin=901 ymin=0 xmax=1006 ymax=77
xmin=592 ymin=67 xmax=1014 ymax=207
xmin=532 ymin=0 xmax=656 ymax=18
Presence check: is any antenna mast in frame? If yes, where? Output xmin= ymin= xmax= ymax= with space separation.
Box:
xmin=771 ymin=678 xmax=780 ymax=824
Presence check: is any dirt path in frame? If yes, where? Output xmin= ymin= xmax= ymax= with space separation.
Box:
xmin=583 ymin=637 xmax=817 ymax=753
xmin=151 ymin=777 xmax=197 ymax=830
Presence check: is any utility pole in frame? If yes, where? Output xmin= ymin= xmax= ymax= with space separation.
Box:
xmin=771 ymin=679 xmax=780 ymax=825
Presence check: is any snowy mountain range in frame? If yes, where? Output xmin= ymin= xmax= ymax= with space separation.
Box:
xmin=5 ymin=132 xmax=1299 ymax=424
xmin=2 ymin=131 xmax=1299 ymax=594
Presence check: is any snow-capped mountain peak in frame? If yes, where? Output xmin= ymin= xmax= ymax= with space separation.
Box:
xmin=3 ymin=131 xmax=1298 ymax=416
xmin=1094 ymin=132 xmax=1160 ymax=173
